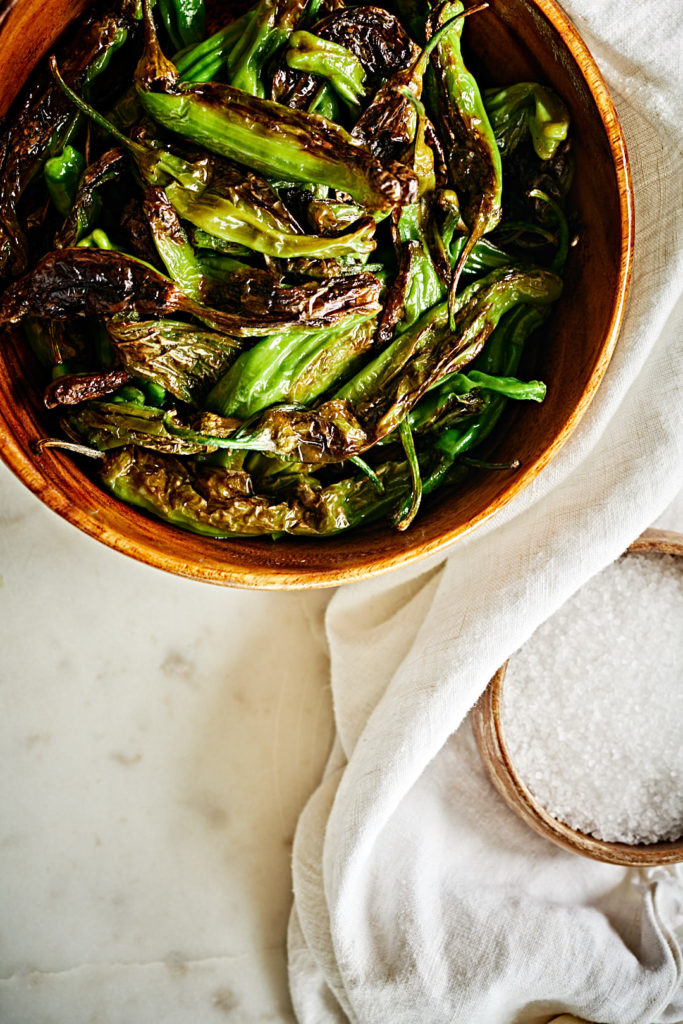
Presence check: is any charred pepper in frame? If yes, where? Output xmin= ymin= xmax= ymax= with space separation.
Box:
xmin=134 ymin=0 xmax=417 ymax=212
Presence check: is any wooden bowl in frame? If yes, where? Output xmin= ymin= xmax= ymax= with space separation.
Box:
xmin=0 ymin=0 xmax=634 ymax=588
xmin=471 ymin=530 xmax=683 ymax=866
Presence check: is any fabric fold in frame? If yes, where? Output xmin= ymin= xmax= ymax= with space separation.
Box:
xmin=289 ymin=3 xmax=683 ymax=1020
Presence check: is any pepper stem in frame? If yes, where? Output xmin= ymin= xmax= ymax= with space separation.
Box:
xmin=49 ymin=57 xmax=145 ymax=159
xmin=393 ymin=418 xmax=423 ymax=530
xmin=409 ymin=4 xmax=488 ymax=87
xmin=529 ymin=188 xmax=570 ymax=273
xmin=350 ymin=455 xmax=385 ymax=493
xmin=33 ymin=437 xmax=106 ymax=459
xmin=448 ymin=231 xmax=477 ymax=329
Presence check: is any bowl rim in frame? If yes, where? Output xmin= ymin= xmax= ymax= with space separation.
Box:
xmin=470 ymin=530 xmax=683 ymax=866
xmin=0 ymin=0 xmax=635 ymax=589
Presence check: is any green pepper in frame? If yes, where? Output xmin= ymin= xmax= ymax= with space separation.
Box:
xmin=447 ymin=235 xmax=511 ymax=277
xmin=134 ymin=0 xmax=417 ymax=212
xmin=108 ymin=13 xmax=250 ymax=132
xmin=0 ymin=13 xmax=129 ymax=277
xmin=391 ymin=306 xmax=546 ymax=523
xmin=528 ymin=188 xmax=570 ymax=273
xmin=54 ymin=147 xmax=126 ymax=247
xmin=206 ymin=314 xmax=377 ymax=418
xmin=307 ymin=198 xmax=370 ymax=233
xmin=337 ymin=267 xmax=560 ymax=442
xmin=50 ymin=59 xmax=212 ymax=194
xmin=163 ymin=179 xmax=377 ymax=260
xmin=100 ymin=445 xmax=443 ymax=537
xmin=307 ymin=83 xmax=341 ymax=121
xmin=393 ymin=417 xmax=423 ymax=530
xmin=355 ymin=19 xmax=483 ymax=339
xmin=435 ymin=304 xmax=547 ymax=459
xmin=433 ymin=368 xmax=545 ymax=404
xmin=0 ymin=247 xmax=379 ymax=338
xmin=380 ymin=91 xmax=445 ymax=340
xmin=189 ymin=227 xmax=251 ymax=257
xmin=83 ymin=23 xmax=129 ymax=87
xmin=143 ymin=186 xmax=205 ymax=300
xmin=76 ymin=228 xmax=116 ymax=250
xmin=111 ymin=386 xmax=147 ymax=407
xmin=139 ymin=380 xmax=167 ymax=407
xmin=352 ymin=12 xmax=465 ymax=162
xmin=138 ymin=83 xmax=415 ymax=210
xmin=286 ymin=31 xmax=367 ymax=111
xmin=158 ymin=0 xmax=206 ymax=50
xmin=42 ymin=368 xmax=132 ymax=409
xmin=175 ymin=13 xmax=253 ymax=80
xmin=484 ymin=83 xmax=570 ymax=162
xmin=176 ymin=267 xmax=561 ymax=464
xmin=63 ymin=400 xmax=214 ymax=453
xmin=43 ymin=146 xmax=85 ymax=218
xmin=406 ymin=365 xmax=545 ymax=435
xmin=227 ymin=0 xmax=307 ymax=98
xmin=426 ymin=1 xmax=503 ymax=314
xmin=108 ymin=319 xmax=240 ymax=404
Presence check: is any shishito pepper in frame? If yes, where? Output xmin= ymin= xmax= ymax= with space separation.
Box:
xmin=206 ymin=313 xmax=378 ymax=418
xmin=100 ymin=444 xmax=455 ymax=537
xmin=227 ymin=0 xmax=307 ymax=98
xmin=285 ymin=31 xmax=368 ymax=111
xmin=43 ymin=145 xmax=85 ymax=218
xmin=434 ymin=304 xmax=548 ymax=460
xmin=62 ymin=401 xmax=216 ymax=456
xmin=157 ymin=0 xmax=206 ymax=51
xmin=107 ymin=319 xmax=240 ymax=404
xmin=0 ymin=248 xmax=382 ymax=337
xmin=160 ymin=267 xmax=562 ymax=464
xmin=409 ymin=368 xmax=545 ymax=434
xmin=484 ymin=83 xmax=570 ymax=162
xmin=335 ymin=266 xmax=559 ymax=444
xmin=0 ymin=11 xmax=130 ymax=278
xmin=43 ymin=367 xmax=132 ymax=409
xmin=175 ymin=12 xmax=253 ymax=83
xmin=139 ymin=189 xmax=383 ymax=326
xmin=426 ymin=1 xmax=503 ymax=316
xmin=377 ymin=90 xmax=444 ymax=344
xmin=162 ymin=179 xmax=377 ymax=260
xmin=132 ymin=269 xmax=556 ymax=469
xmin=143 ymin=186 xmax=206 ymax=300
xmin=134 ymin=0 xmax=417 ymax=212
xmin=51 ymin=58 xmax=376 ymax=261
xmin=50 ymin=58 xmax=212 ymax=193
xmin=271 ymin=6 xmax=416 ymax=114
xmin=391 ymin=304 xmax=547 ymax=523
xmin=55 ymin=147 xmax=127 ymax=246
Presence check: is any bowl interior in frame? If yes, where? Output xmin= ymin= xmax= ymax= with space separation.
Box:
xmin=0 ymin=0 xmax=633 ymax=588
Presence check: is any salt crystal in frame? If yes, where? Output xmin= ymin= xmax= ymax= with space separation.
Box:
xmin=502 ymin=553 xmax=683 ymax=845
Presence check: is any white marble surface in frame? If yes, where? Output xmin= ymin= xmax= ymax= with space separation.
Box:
xmin=0 ymin=460 xmax=681 ymax=1024
xmin=0 ymin=461 xmax=332 ymax=1023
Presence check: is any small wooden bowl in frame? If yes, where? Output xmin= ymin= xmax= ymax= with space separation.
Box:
xmin=0 ymin=0 xmax=634 ymax=588
xmin=471 ymin=529 xmax=683 ymax=866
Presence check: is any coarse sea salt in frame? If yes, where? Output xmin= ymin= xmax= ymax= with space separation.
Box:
xmin=502 ymin=553 xmax=683 ymax=845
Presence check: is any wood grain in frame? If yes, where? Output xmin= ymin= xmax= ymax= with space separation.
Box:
xmin=0 ymin=0 xmax=635 ymax=588
xmin=471 ymin=531 xmax=683 ymax=866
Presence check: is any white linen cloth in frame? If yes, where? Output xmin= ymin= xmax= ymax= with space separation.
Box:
xmin=288 ymin=2 xmax=683 ymax=1021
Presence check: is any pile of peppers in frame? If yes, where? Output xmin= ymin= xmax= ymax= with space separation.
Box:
xmin=0 ymin=0 xmax=574 ymax=538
